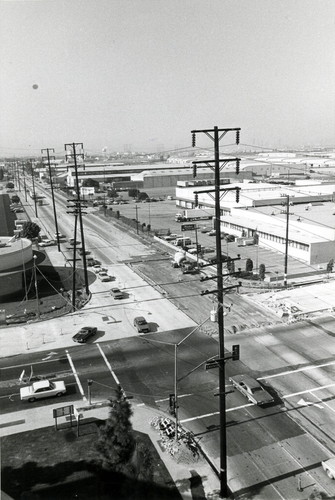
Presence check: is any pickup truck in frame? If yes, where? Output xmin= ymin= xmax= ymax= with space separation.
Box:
xmin=322 ymin=458 xmax=335 ymax=479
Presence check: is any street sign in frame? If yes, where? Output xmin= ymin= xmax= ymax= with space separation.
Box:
xmin=205 ymin=360 xmax=220 ymax=370
xmin=181 ymin=223 xmax=196 ymax=231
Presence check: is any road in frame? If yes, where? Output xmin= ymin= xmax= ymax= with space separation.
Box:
xmin=4 ymin=182 xmax=335 ymax=499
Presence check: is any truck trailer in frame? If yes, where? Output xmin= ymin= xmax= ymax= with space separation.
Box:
xmin=175 ymin=208 xmax=214 ymax=222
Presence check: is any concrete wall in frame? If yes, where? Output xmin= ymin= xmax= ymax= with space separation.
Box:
xmin=310 ymin=240 xmax=335 ymax=266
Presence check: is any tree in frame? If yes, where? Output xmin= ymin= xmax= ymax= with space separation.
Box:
xmin=21 ymin=221 xmax=41 ymax=240
xmin=6 ymin=182 xmax=14 ymax=189
xmin=246 ymin=258 xmax=253 ymax=272
xmin=327 ymin=259 xmax=334 ymax=273
xmin=82 ymin=178 xmax=99 ymax=188
xmin=128 ymin=188 xmax=140 ymax=199
xmin=259 ymin=263 xmax=266 ymax=280
xmin=107 ymin=188 xmax=118 ymax=198
xmin=137 ymin=192 xmax=149 ymax=201
xmin=11 ymin=195 xmax=20 ymax=204
xmin=96 ymin=385 xmax=135 ymax=473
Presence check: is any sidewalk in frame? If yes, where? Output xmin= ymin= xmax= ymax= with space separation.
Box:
xmin=0 ymin=397 xmax=221 ymax=500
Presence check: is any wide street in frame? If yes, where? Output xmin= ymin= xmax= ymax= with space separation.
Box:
xmin=1 ymin=182 xmax=335 ymax=499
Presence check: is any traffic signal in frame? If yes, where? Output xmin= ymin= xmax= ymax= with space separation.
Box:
xmin=236 ymin=188 xmax=240 ymax=203
xmin=232 ymin=344 xmax=240 ymax=361
xmin=169 ymin=393 xmax=176 ymax=416
xmin=236 ymin=130 xmax=240 ymax=144
xmin=197 ymin=244 xmax=202 ymax=254
xmin=193 ymin=164 xmax=197 ymax=178
xmin=236 ymin=159 xmax=240 ymax=175
xmin=192 ymin=132 xmax=196 ymax=147
xmin=194 ymin=193 xmax=198 ymax=206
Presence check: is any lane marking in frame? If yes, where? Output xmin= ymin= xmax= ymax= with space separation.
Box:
xmin=65 ymin=350 xmax=86 ymax=401
xmin=1 ymin=357 xmax=68 ymax=370
xmin=283 ymin=383 xmax=335 ymax=399
xmin=156 ymin=393 xmax=193 ymax=403
xmin=309 ymin=392 xmax=335 ymax=414
xmin=259 ymin=360 xmax=335 ymax=381
xmin=181 ymin=411 xmax=219 ymax=423
xmin=96 ymin=343 xmax=120 ymax=386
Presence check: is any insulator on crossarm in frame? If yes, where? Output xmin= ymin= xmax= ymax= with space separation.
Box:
xmin=193 ymin=164 xmax=197 ymax=178
xmin=236 ymin=130 xmax=240 ymax=145
xmin=192 ymin=133 xmax=196 ymax=147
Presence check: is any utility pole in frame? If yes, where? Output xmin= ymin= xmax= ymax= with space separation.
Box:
xmin=22 ymin=163 xmax=28 ymax=202
xmin=65 ymin=143 xmax=89 ymax=296
xmin=30 ymin=160 xmax=38 ymax=218
xmin=41 ymin=148 xmax=61 ymax=252
xmin=191 ymin=126 xmax=241 ymax=499
xmin=284 ymin=195 xmax=289 ymax=287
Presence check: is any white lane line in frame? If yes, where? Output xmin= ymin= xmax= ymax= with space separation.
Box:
xmin=156 ymin=393 xmax=193 ymax=403
xmin=310 ymin=391 xmax=335 ymax=414
xmin=65 ymin=350 xmax=86 ymax=401
xmin=96 ymin=343 xmax=120 ymax=386
xmin=180 ymin=404 xmax=253 ymax=424
xmin=259 ymin=360 xmax=335 ymax=381
xmin=181 ymin=411 xmax=219 ymax=423
xmin=283 ymin=383 xmax=335 ymax=399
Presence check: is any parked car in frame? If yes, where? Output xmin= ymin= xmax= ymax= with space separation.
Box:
xmin=208 ymin=230 xmax=216 ymax=236
xmin=133 ymin=316 xmax=150 ymax=333
xmin=53 ymin=232 xmax=65 ymax=239
xmin=226 ymin=234 xmax=235 ymax=242
xmin=200 ymin=227 xmax=210 ymax=233
xmin=99 ymin=274 xmax=113 ymax=282
xmin=72 ymin=326 xmax=98 ymax=343
xmin=229 ymin=375 xmax=274 ymax=405
xmin=20 ymin=379 xmax=66 ymax=402
xmin=39 ymin=239 xmax=56 ymax=247
xmin=110 ymin=287 xmax=124 ymax=299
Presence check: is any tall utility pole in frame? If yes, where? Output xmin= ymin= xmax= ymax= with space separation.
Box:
xmin=30 ymin=161 xmax=38 ymax=218
xmin=284 ymin=195 xmax=290 ymax=287
xmin=22 ymin=163 xmax=28 ymax=202
xmin=191 ymin=126 xmax=241 ymax=499
xmin=41 ymin=148 xmax=61 ymax=252
xmin=65 ymin=143 xmax=89 ymax=296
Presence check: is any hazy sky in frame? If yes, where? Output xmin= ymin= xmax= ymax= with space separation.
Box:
xmin=0 ymin=0 xmax=334 ymax=157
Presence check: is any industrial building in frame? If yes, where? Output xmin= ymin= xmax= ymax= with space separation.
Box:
xmin=175 ymin=180 xmax=335 ymax=266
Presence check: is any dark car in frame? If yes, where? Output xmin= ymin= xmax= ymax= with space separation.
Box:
xmin=133 ymin=316 xmax=150 ymax=333
xmin=72 ymin=326 xmax=98 ymax=343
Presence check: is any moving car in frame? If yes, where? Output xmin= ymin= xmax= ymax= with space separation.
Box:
xmin=229 ymin=374 xmax=274 ymax=405
xmin=322 ymin=458 xmax=335 ymax=479
xmin=110 ymin=287 xmax=124 ymax=299
xmin=20 ymin=379 xmax=66 ymax=402
xmin=133 ymin=316 xmax=150 ymax=333
xmin=72 ymin=326 xmax=98 ymax=343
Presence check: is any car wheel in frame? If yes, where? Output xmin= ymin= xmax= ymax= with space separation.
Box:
xmin=28 ymin=397 xmax=36 ymax=402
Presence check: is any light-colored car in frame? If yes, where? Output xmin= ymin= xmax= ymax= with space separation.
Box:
xmin=39 ymin=239 xmax=56 ymax=247
xmin=98 ymin=268 xmax=108 ymax=274
xmin=322 ymin=458 xmax=335 ymax=479
xmin=20 ymin=379 xmax=66 ymax=402
xmin=229 ymin=374 xmax=274 ymax=405
xmin=133 ymin=316 xmax=150 ymax=333
xmin=208 ymin=230 xmax=216 ymax=236
xmin=110 ymin=287 xmax=124 ymax=299
xmin=54 ymin=232 xmax=65 ymax=239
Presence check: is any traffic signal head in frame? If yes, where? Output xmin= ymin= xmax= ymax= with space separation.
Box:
xmin=192 ymin=132 xmax=196 ymax=147
xmin=236 ymin=159 xmax=240 ymax=175
xmin=236 ymin=188 xmax=240 ymax=203
xmin=236 ymin=130 xmax=240 ymax=144
xmin=232 ymin=344 xmax=240 ymax=361
xmin=194 ymin=192 xmax=198 ymax=206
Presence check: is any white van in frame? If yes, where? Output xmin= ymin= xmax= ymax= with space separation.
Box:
xmin=173 ymin=237 xmax=192 ymax=247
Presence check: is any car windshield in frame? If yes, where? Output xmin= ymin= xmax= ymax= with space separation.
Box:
xmin=251 ymin=386 xmax=263 ymax=393
xmin=138 ymin=319 xmax=146 ymax=324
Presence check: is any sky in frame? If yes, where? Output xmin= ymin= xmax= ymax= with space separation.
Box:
xmin=0 ymin=0 xmax=334 ymax=157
